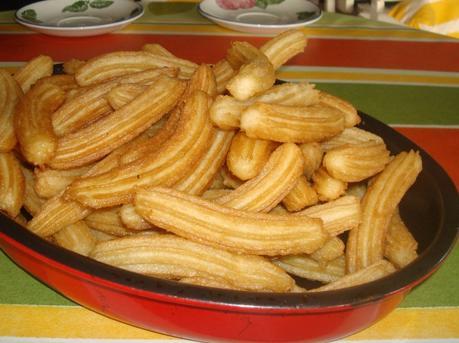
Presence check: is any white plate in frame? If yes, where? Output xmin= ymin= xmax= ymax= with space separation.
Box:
xmin=198 ymin=0 xmax=322 ymax=34
xmin=15 ymin=0 xmax=144 ymax=37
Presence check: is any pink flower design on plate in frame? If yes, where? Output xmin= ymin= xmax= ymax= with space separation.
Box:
xmin=216 ymin=0 xmax=256 ymax=10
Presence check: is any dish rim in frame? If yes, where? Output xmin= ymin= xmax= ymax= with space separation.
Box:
xmin=197 ymin=0 xmax=322 ymax=31
xmin=14 ymin=0 xmax=144 ymax=31
xmin=0 ymin=111 xmax=457 ymax=311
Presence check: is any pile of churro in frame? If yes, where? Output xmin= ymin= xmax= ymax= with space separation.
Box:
xmin=0 ymin=30 xmax=422 ymax=293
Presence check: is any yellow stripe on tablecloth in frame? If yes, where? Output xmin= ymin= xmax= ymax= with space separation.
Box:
xmin=0 ymin=304 xmax=458 ymax=340
xmin=278 ymin=68 xmax=459 ymax=86
xmin=0 ymin=305 xmax=171 ymax=340
xmin=348 ymin=307 xmax=459 ymax=340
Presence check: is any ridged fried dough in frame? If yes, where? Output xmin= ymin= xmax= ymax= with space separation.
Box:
xmin=296 ymin=195 xmax=361 ymax=236
xmin=91 ymin=234 xmax=296 ymax=292
xmin=281 ymin=175 xmax=318 ymax=212
xmin=66 ymin=90 xmax=214 ymax=208
xmin=217 ymin=143 xmax=304 ymax=213
xmin=49 ymin=75 xmax=186 ymax=169
xmin=14 ymin=82 xmax=66 ymax=165
xmin=323 ymin=142 xmax=391 ymax=182
xmin=75 ymin=51 xmax=197 ymax=86
xmin=240 ymin=103 xmax=345 ymax=143
xmin=260 ymin=29 xmax=307 ymax=70
xmin=0 ymin=70 xmax=22 ymax=152
xmin=0 ymin=152 xmax=25 ymax=217
xmin=226 ymin=55 xmax=275 ymax=101
xmin=135 ymin=187 xmax=327 ymax=256
xmin=274 ymin=255 xmax=345 ymax=283
xmin=226 ymin=131 xmax=278 ymax=181
xmin=14 ymin=55 xmax=53 ymax=93
xmin=210 ymin=82 xmax=318 ymax=131
xmin=346 ymin=151 xmax=422 ymax=272
xmin=311 ymin=260 xmax=395 ymax=292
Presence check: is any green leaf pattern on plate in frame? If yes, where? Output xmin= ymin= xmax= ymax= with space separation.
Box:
xmin=89 ymin=0 xmax=114 ymax=9
xmin=62 ymin=0 xmax=113 ymax=13
xmin=21 ymin=9 xmax=41 ymax=23
xmin=297 ymin=11 xmax=316 ymax=20
xmin=255 ymin=0 xmax=285 ymax=10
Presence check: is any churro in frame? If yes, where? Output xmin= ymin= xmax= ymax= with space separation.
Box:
xmin=0 ymin=152 xmax=25 ymax=217
xmin=240 ymin=103 xmax=345 ymax=143
xmin=216 ymin=143 xmax=304 ymax=213
xmin=0 ymin=70 xmax=22 ymax=152
xmin=14 ymin=82 xmax=66 ymax=165
xmin=91 ymin=234 xmax=296 ymax=292
xmin=135 ymin=187 xmax=327 ymax=256
xmin=66 ymin=90 xmax=213 ymax=208
xmin=49 ymin=75 xmax=186 ymax=169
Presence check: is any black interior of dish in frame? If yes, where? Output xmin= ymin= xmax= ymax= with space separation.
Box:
xmin=0 ymin=109 xmax=457 ymax=310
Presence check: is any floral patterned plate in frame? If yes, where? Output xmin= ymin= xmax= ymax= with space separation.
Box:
xmin=198 ymin=0 xmax=322 ymax=33
xmin=15 ymin=0 xmax=143 ymax=37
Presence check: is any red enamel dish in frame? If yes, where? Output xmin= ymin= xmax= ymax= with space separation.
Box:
xmin=0 ymin=111 xmax=457 ymax=343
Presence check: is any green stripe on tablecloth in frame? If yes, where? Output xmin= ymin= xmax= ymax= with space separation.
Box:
xmin=0 ymin=250 xmax=73 ymax=306
xmin=314 ymin=83 xmax=459 ymax=125
xmin=1 ymin=245 xmax=458 ymax=307
xmin=401 ymin=243 xmax=459 ymax=307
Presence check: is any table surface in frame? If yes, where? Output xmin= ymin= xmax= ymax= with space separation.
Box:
xmin=0 ymin=1 xmax=458 ymax=342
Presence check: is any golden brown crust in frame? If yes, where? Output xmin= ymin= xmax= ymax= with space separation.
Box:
xmin=311 ymin=260 xmax=396 ymax=292
xmin=260 ymin=29 xmax=307 ymax=70
xmin=91 ymin=234 xmax=295 ymax=292
xmin=75 ymin=51 xmax=197 ymax=86
xmin=0 ymin=152 xmax=25 ymax=217
xmin=13 ymin=55 xmax=53 ymax=93
xmin=0 ymin=70 xmax=22 ymax=152
xmin=241 ymin=103 xmax=345 ymax=143
xmin=217 ymin=143 xmax=304 ymax=213
xmin=135 ymin=187 xmax=327 ymax=256
xmin=226 ymin=55 xmax=275 ymax=101
xmin=49 ymin=75 xmax=186 ymax=169
xmin=65 ymin=90 xmax=214 ymax=208
xmin=323 ymin=142 xmax=391 ymax=182
xmin=226 ymin=131 xmax=278 ymax=181
xmin=14 ymin=82 xmax=65 ymax=165
xmin=346 ymin=151 xmax=422 ymax=272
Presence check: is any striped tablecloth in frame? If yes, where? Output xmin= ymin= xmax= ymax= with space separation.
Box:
xmin=0 ymin=2 xmax=458 ymax=342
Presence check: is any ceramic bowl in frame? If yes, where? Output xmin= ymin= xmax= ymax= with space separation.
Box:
xmin=0 ymin=111 xmax=457 ymax=342
xmin=15 ymin=0 xmax=144 ymax=37
xmin=198 ymin=0 xmax=322 ymax=34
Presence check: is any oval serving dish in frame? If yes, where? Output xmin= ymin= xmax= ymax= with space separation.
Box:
xmin=0 ymin=110 xmax=457 ymax=342
xmin=15 ymin=0 xmax=144 ymax=37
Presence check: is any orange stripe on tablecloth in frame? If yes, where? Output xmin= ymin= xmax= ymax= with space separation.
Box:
xmin=393 ymin=126 xmax=459 ymax=189
xmin=0 ymin=305 xmax=458 ymax=340
xmin=0 ymin=34 xmax=458 ymax=72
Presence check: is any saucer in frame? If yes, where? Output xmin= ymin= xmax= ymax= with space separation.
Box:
xmin=15 ymin=0 xmax=144 ymax=37
xmin=198 ymin=0 xmax=322 ymax=34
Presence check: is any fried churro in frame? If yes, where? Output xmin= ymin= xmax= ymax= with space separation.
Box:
xmin=346 ymin=150 xmax=422 ymax=272
xmin=14 ymin=82 xmax=66 ymax=165
xmin=66 ymin=90 xmax=213 ymax=208
xmin=91 ymin=234 xmax=296 ymax=292
xmin=240 ymin=103 xmax=345 ymax=143
xmin=135 ymin=187 xmax=327 ymax=256
xmin=0 ymin=70 xmax=22 ymax=152
xmin=49 ymin=75 xmax=186 ymax=169
xmin=216 ymin=143 xmax=304 ymax=213
xmin=0 ymin=152 xmax=25 ymax=217
xmin=226 ymin=131 xmax=278 ymax=181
